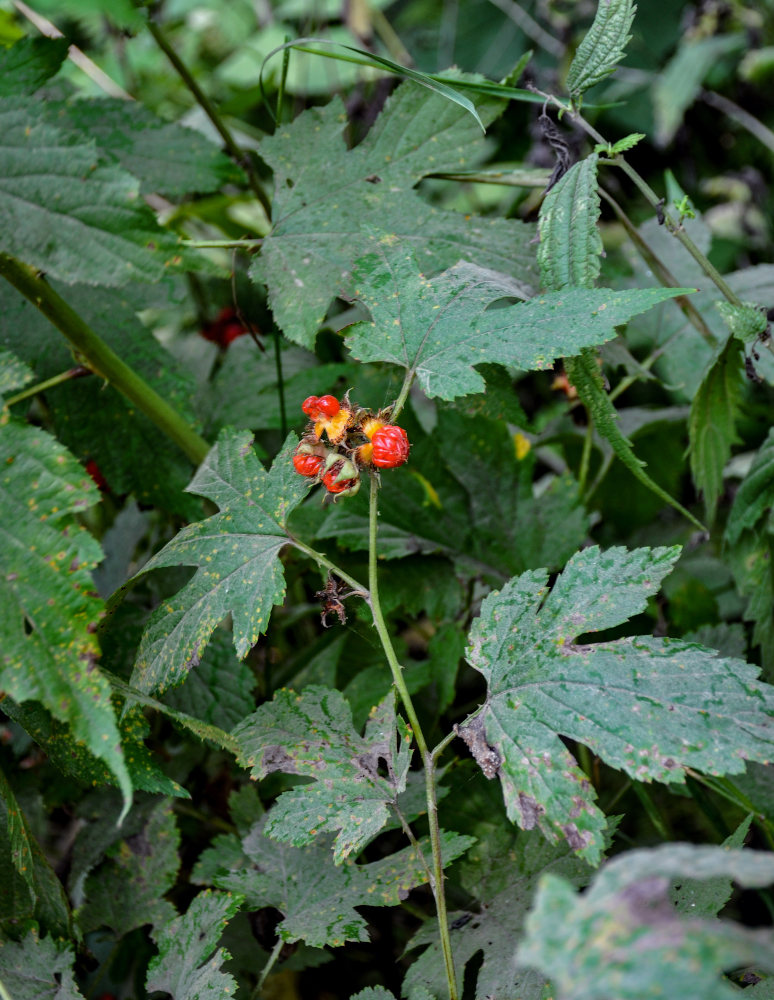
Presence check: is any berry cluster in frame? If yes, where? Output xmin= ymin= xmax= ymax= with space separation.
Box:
xmin=292 ymin=394 xmax=410 ymax=499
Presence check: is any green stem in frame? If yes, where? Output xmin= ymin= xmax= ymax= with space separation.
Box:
xmin=288 ymin=537 xmax=369 ymax=597
xmin=145 ymin=17 xmax=271 ymax=220
xmin=273 ymin=327 xmax=288 ymax=439
xmin=0 ymin=254 xmax=210 ymax=465
xmin=180 ymin=239 xmax=264 ymax=249
xmin=5 ymin=365 xmax=91 ymax=408
xmin=253 ymin=938 xmax=284 ymax=998
xmin=367 ymin=474 xmax=458 ymax=1000
xmin=577 ymin=417 xmax=593 ymax=495
xmin=0 ymin=977 xmax=13 ymax=1000
xmin=390 ymin=370 xmax=415 ymax=423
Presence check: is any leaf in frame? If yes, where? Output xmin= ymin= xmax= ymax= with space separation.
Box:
xmin=538 ymin=155 xmax=603 ymax=290
xmin=346 ymin=244 xmax=693 ymax=400
xmin=232 ymin=687 xmax=411 ymax=863
xmin=461 ymin=544 xmax=774 ymax=862
xmin=405 ymin=826 xmax=593 ymax=1000
xmin=517 ymin=844 xmax=774 ymax=1000
xmin=250 ymin=83 xmax=539 ymax=347
xmin=3 ymin=698 xmax=185 ymax=798
xmin=565 ymin=0 xmax=636 ymax=98
xmin=716 ymin=300 xmax=768 ymax=345
xmin=0 ymin=37 xmax=69 ymax=97
xmin=130 ymin=429 xmax=311 ymax=695
xmin=670 ymin=816 xmax=753 ymax=918
xmin=565 ymin=349 xmax=705 ymax=530
xmin=688 ymin=338 xmax=743 ymax=522
xmin=76 ymin=799 xmax=180 ymax=937
xmin=725 ymin=430 xmax=774 ymax=672
xmin=147 ymin=890 xmax=242 ymax=1000
xmin=653 ymin=34 xmax=746 ymax=147
xmin=0 ymin=353 xmax=132 ymax=816
xmin=0 ymin=930 xmax=86 ymax=1000
xmin=193 ymin=815 xmax=473 ymax=948
xmin=0 ymin=764 xmax=70 ymax=937
xmin=162 ymin=628 xmax=257 ymax=732
xmin=0 ymin=98 xmax=202 ymax=287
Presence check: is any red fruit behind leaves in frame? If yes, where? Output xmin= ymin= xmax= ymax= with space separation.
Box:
xmin=293 ymin=453 xmax=324 ymax=477
xmin=200 ymin=307 xmax=248 ymax=348
xmin=85 ymin=459 xmax=107 ymax=491
xmin=371 ymin=425 xmax=410 ymax=468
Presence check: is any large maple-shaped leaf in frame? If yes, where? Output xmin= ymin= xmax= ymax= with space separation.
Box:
xmin=0 ymin=99 xmax=203 ymax=287
xmin=193 ymin=816 xmax=473 ymax=948
xmin=345 ymin=244 xmax=693 ymax=400
xmin=147 ymin=890 xmax=241 ymax=1000
xmin=459 ymin=544 xmax=774 ymax=862
xmin=405 ymin=824 xmax=593 ymax=1000
xmin=130 ymin=429 xmax=311 ymax=695
xmin=518 ymin=844 xmax=774 ymax=1000
xmin=232 ymin=687 xmax=411 ymax=862
xmin=0 ymin=351 xmax=132 ymax=814
xmin=250 ymin=82 xmax=539 ymax=347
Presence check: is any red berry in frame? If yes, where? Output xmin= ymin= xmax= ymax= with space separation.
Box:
xmin=301 ymin=394 xmax=340 ymax=420
xmin=371 ymin=425 xmax=410 ymax=468
xmin=200 ymin=307 xmax=248 ymax=348
xmin=293 ymin=453 xmax=324 ymax=477
xmin=322 ymin=469 xmax=359 ymax=494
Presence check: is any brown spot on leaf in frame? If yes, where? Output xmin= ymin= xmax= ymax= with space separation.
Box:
xmin=454 ymin=716 xmax=501 ymax=779
xmin=518 ymin=792 xmax=545 ymax=829
xmin=561 ymin=823 xmax=592 ymax=851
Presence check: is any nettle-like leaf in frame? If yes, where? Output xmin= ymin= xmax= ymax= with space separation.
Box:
xmin=193 ymin=815 xmax=473 ymax=948
xmin=250 ymin=81 xmax=539 ymax=347
xmin=0 ymin=36 xmax=69 ymax=97
xmin=37 ymin=98 xmax=243 ymax=198
xmin=565 ymin=0 xmax=636 ymax=98
xmin=0 ymin=930 xmax=85 ymax=1000
xmin=232 ymin=687 xmax=411 ymax=863
xmin=147 ymin=890 xmax=242 ymax=1000
xmin=346 ymin=243 xmax=692 ymax=400
xmin=76 ymin=798 xmax=180 ymax=937
xmin=538 ymin=155 xmax=602 ymax=290
xmin=688 ymin=338 xmax=743 ymax=522
xmin=459 ymin=544 xmax=774 ymax=862
xmin=0 ymin=98 xmax=202 ymax=286
xmin=405 ymin=826 xmax=593 ymax=1000
xmin=517 ymin=844 xmax=774 ymax=999
xmin=0 ymin=351 xmax=132 ymax=813
xmin=130 ymin=429 xmax=310 ymax=695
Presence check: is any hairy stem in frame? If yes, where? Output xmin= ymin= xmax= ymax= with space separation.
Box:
xmin=145 ymin=17 xmax=272 ymax=219
xmin=368 ymin=474 xmax=458 ymax=1000
xmin=288 ymin=537 xmax=369 ymax=597
xmin=253 ymin=938 xmax=284 ymax=998
xmin=390 ymin=370 xmax=415 ymax=423
xmin=5 ymin=365 xmax=92 ymax=408
xmin=578 ymin=417 xmax=593 ymax=495
xmin=0 ymin=254 xmax=210 ymax=465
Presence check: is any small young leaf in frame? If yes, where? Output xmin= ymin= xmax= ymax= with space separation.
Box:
xmin=130 ymin=430 xmax=311 ymax=695
xmin=194 ymin=816 xmax=473 ymax=948
xmin=608 ymin=132 xmax=647 ymax=154
xmin=462 ymin=544 xmax=774 ymax=862
xmin=347 ymin=244 xmax=693 ymax=400
xmin=517 ymin=844 xmax=774 ymax=999
xmin=716 ymin=300 xmax=768 ymax=345
xmin=233 ymin=687 xmax=412 ymax=862
xmin=538 ymin=155 xmax=603 ymax=291
xmin=565 ymin=0 xmax=636 ymax=98
xmin=0 ymin=930 xmax=85 ymax=1000
xmin=147 ymin=890 xmax=242 ymax=1000
xmin=688 ymin=338 xmax=743 ymax=521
